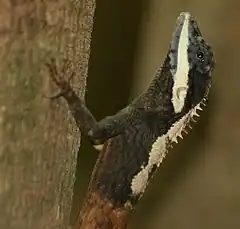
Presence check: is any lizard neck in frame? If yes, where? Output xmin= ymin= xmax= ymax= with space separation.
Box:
xmin=135 ymin=55 xmax=173 ymax=112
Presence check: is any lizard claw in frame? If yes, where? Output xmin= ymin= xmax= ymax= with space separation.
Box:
xmin=45 ymin=58 xmax=75 ymax=100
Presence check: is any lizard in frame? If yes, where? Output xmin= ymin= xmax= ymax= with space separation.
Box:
xmin=47 ymin=11 xmax=215 ymax=229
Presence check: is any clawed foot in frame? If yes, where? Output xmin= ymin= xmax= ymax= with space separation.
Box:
xmin=45 ymin=58 xmax=75 ymax=99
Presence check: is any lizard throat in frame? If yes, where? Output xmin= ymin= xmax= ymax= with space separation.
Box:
xmin=130 ymin=98 xmax=207 ymax=196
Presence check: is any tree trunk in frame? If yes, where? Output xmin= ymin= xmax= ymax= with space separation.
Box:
xmin=0 ymin=1 xmax=95 ymax=229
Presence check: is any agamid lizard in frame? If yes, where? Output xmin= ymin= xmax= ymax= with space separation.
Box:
xmin=47 ymin=12 xmax=215 ymax=229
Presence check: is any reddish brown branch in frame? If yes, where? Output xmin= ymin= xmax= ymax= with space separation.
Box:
xmin=74 ymin=191 xmax=132 ymax=229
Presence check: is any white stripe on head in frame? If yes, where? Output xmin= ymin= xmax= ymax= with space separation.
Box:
xmin=172 ymin=12 xmax=190 ymax=113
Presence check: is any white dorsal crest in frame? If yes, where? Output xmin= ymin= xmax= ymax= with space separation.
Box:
xmin=130 ymin=101 xmax=205 ymax=196
xmin=172 ymin=12 xmax=190 ymax=113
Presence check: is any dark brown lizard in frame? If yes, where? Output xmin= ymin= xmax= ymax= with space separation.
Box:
xmin=47 ymin=12 xmax=215 ymax=229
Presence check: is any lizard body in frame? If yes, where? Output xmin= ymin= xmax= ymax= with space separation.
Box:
xmin=47 ymin=12 xmax=215 ymax=229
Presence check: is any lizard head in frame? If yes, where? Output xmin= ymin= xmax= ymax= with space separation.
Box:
xmin=168 ymin=12 xmax=214 ymax=116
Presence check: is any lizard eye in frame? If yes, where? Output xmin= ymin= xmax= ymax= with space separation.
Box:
xmin=196 ymin=51 xmax=204 ymax=62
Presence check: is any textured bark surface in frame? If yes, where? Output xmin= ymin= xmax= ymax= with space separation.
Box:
xmin=75 ymin=191 xmax=131 ymax=229
xmin=0 ymin=0 xmax=95 ymax=229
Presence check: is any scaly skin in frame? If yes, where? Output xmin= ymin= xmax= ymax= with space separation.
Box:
xmin=47 ymin=12 xmax=215 ymax=229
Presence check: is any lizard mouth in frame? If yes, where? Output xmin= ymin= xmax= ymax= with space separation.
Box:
xmin=169 ymin=11 xmax=214 ymax=114
xmin=169 ymin=12 xmax=197 ymax=76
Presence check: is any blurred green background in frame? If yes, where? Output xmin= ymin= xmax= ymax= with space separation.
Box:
xmin=72 ymin=0 xmax=240 ymax=228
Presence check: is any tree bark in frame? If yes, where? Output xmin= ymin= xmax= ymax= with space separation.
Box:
xmin=0 ymin=1 xmax=95 ymax=229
